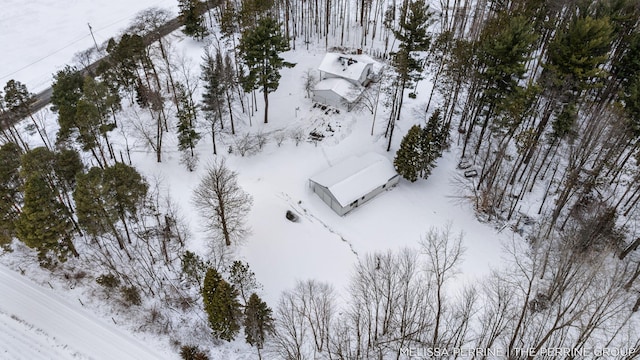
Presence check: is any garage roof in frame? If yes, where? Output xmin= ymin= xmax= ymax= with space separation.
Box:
xmin=310 ymin=153 xmax=398 ymax=207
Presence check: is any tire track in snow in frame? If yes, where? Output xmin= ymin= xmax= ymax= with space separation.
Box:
xmin=277 ymin=192 xmax=359 ymax=257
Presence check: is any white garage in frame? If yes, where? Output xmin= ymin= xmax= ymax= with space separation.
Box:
xmin=309 ymin=153 xmax=399 ymax=216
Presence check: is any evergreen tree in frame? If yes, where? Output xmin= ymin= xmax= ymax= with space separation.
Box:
xmin=239 ymin=0 xmax=274 ymax=28
xmin=15 ymin=175 xmax=77 ymax=267
xmin=392 ymin=0 xmax=432 ymax=86
xmin=176 ymin=82 xmax=201 ymax=170
xmin=3 ymin=79 xmax=35 ymax=121
xmin=201 ymin=50 xmax=226 ymax=154
xmin=74 ymin=167 xmax=109 ymax=239
xmin=202 ymin=268 xmax=242 ymax=341
xmin=244 ymin=293 xmax=274 ymax=359
xmin=54 ymin=148 xmax=84 ymax=190
xmin=51 ymin=66 xmax=84 ymax=143
xmin=0 ymin=142 xmax=22 ymax=247
xmin=394 ymin=125 xmax=423 ymax=182
xmin=238 ymin=16 xmax=294 ymax=124
xmin=420 ymin=109 xmax=445 ymax=179
xmin=394 ymin=113 xmax=444 ymax=182
xmin=179 ymin=0 xmax=209 ymax=40
xmin=219 ymin=0 xmax=238 ymax=41
xmin=100 ymin=34 xmax=146 ymax=93
xmin=228 ymin=260 xmax=259 ymax=305
xmin=387 ymin=0 xmax=433 ymax=151
xmin=545 ymin=15 xmax=613 ymax=95
xmin=74 ymin=163 xmax=148 ymax=248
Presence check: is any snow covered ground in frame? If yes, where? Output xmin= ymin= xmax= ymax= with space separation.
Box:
xmin=1 ymin=1 xmax=514 ymax=358
xmin=0 ymin=0 xmax=175 ymax=92
xmin=0 ymin=265 xmax=169 ymax=360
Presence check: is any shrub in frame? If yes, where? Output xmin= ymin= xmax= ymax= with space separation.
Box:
xmin=96 ymin=274 xmax=120 ymax=288
xmin=120 ymin=285 xmax=142 ymax=306
xmin=180 ymin=345 xmax=210 ymax=360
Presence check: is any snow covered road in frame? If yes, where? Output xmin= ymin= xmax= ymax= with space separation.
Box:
xmin=0 ymin=265 xmax=170 ymax=360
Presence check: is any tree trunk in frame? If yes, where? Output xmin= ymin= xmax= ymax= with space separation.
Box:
xmin=263 ymin=89 xmax=269 ymax=124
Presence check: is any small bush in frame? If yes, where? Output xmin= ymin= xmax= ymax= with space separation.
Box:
xmin=120 ymin=285 xmax=142 ymax=306
xmin=274 ymin=131 xmax=287 ymax=147
xmin=290 ymin=129 xmax=305 ymax=146
xmin=96 ymin=274 xmax=120 ymax=288
xmin=180 ymin=345 xmax=210 ymax=360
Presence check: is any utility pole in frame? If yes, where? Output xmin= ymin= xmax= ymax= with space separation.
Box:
xmin=88 ymin=23 xmax=100 ymax=53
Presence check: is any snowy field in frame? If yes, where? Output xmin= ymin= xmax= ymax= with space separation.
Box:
xmin=1 ymin=1 xmax=516 ymax=358
xmin=0 ymin=0 xmax=175 ymax=92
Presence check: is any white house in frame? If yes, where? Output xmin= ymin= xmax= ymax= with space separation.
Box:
xmin=311 ymin=52 xmax=374 ymax=111
xmin=318 ymin=53 xmax=374 ymax=86
xmin=309 ymin=153 xmax=399 ymax=216
xmin=312 ymin=78 xmax=363 ymax=111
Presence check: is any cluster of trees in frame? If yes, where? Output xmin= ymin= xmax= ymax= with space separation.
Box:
xmin=182 ymin=251 xmax=273 ymax=359
xmin=394 ymin=109 xmax=446 ymax=181
xmin=429 ymin=0 xmax=640 ymax=233
xmin=267 ymin=226 xmax=639 ymax=359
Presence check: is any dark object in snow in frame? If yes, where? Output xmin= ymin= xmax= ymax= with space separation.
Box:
xmin=458 ymin=160 xmax=472 ymax=170
xmin=408 ymin=92 xmax=417 ymax=99
xmin=286 ymin=210 xmax=299 ymax=222
xmin=309 ymin=130 xmax=325 ymax=141
xmin=464 ymin=169 xmax=478 ymax=178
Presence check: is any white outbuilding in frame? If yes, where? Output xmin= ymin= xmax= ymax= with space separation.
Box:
xmin=309 ymin=153 xmax=399 ymax=216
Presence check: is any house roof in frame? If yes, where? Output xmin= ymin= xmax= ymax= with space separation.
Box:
xmin=313 ymin=78 xmax=363 ymax=103
xmin=318 ymin=53 xmax=372 ymax=82
xmin=310 ymin=153 xmax=398 ymax=207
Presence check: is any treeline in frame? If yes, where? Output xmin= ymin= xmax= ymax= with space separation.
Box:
xmin=266 ymin=227 xmax=639 ymax=358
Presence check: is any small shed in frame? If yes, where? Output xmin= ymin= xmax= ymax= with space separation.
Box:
xmin=311 ymin=78 xmax=364 ymax=111
xmin=318 ymin=53 xmax=374 ymax=86
xmin=309 ymin=153 xmax=399 ymax=216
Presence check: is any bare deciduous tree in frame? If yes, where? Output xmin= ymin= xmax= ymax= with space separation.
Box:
xmin=192 ymin=159 xmax=252 ymax=247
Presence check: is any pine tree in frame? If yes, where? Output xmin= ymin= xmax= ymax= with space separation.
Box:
xmin=244 ymin=293 xmax=274 ymax=359
xmin=545 ymin=15 xmax=613 ymax=95
xmin=0 ymin=142 xmax=22 ymax=247
xmin=178 ymin=0 xmax=209 ymax=40
xmin=51 ymin=66 xmax=85 ymax=143
xmin=420 ymin=109 xmax=445 ymax=179
xmin=54 ymin=148 xmax=83 ymax=190
xmin=387 ymin=0 xmax=433 ymax=151
xmin=15 ymin=175 xmax=77 ymax=267
xmin=74 ymin=163 xmax=148 ymax=248
xmin=176 ymin=82 xmax=201 ymax=169
xmin=238 ymin=16 xmax=294 ymax=124
xmin=202 ymin=268 xmax=242 ymax=341
xmin=228 ymin=260 xmax=259 ymax=305
xmin=3 ymin=79 xmax=35 ymax=121
xmin=394 ymin=125 xmax=423 ymax=182
xmin=100 ymin=34 xmax=146 ymax=93
xmin=201 ymin=50 xmax=226 ymax=154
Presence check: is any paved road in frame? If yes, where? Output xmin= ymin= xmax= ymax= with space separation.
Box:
xmin=0 ymin=265 xmax=171 ymax=359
